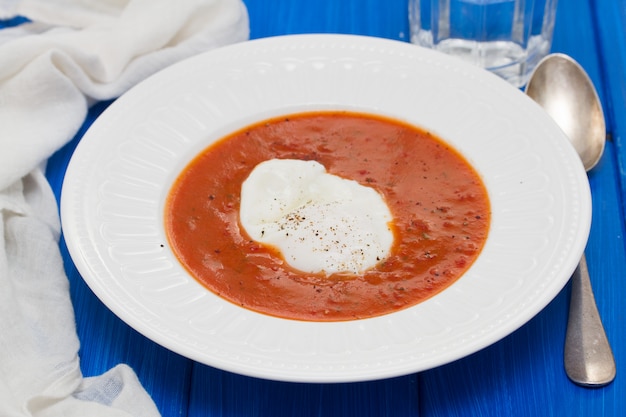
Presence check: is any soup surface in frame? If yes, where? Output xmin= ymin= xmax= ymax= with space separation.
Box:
xmin=165 ymin=111 xmax=490 ymax=321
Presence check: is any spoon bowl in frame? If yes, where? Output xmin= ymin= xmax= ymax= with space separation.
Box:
xmin=526 ymin=53 xmax=605 ymax=172
xmin=526 ymin=53 xmax=615 ymax=387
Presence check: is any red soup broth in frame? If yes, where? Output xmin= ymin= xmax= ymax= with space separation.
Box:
xmin=164 ymin=111 xmax=490 ymax=321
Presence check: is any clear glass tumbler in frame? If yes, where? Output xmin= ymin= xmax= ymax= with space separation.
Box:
xmin=409 ymin=0 xmax=558 ymax=87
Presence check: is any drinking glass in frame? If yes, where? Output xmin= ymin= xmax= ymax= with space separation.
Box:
xmin=409 ymin=0 xmax=558 ymax=87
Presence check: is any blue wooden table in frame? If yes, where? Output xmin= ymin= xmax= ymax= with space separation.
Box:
xmin=12 ymin=0 xmax=626 ymax=415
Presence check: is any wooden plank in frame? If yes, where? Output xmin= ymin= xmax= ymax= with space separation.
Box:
xmin=189 ymin=365 xmax=418 ymax=417
xmin=244 ymin=0 xmax=410 ymax=41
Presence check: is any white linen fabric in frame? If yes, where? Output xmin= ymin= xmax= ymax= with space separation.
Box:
xmin=0 ymin=0 xmax=249 ymax=415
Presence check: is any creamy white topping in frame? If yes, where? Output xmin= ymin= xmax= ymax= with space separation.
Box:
xmin=239 ymin=159 xmax=394 ymax=275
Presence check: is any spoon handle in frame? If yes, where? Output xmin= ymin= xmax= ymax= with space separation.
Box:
xmin=564 ymin=254 xmax=616 ymax=387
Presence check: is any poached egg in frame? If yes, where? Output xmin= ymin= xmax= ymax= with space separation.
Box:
xmin=239 ymin=159 xmax=394 ymax=275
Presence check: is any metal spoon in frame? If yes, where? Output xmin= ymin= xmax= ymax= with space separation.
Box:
xmin=526 ymin=53 xmax=615 ymax=387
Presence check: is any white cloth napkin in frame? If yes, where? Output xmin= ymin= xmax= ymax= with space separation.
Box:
xmin=0 ymin=1 xmax=249 ymax=415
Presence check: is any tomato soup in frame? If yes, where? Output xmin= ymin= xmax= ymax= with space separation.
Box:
xmin=165 ymin=111 xmax=490 ymax=321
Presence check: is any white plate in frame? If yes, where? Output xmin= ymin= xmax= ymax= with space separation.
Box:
xmin=61 ymin=34 xmax=590 ymax=383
